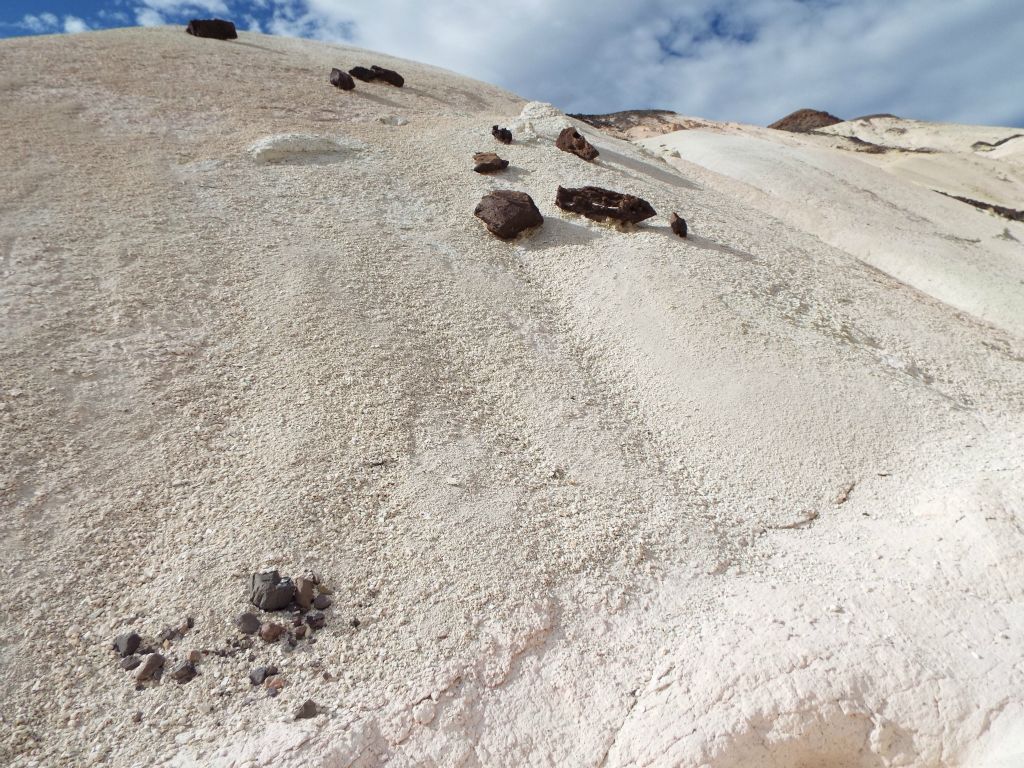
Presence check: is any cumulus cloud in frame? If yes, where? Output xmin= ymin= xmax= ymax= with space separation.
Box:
xmin=260 ymin=0 xmax=1024 ymax=127
xmin=20 ymin=12 xmax=60 ymax=33
xmin=63 ymin=16 xmax=90 ymax=34
xmin=134 ymin=8 xmax=166 ymax=27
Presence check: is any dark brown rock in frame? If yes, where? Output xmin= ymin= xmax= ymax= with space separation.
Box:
xmin=669 ymin=212 xmax=688 ymax=238
xmin=555 ymin=127 xmax=599 ymax=161
xmin=312 ymin=594 xmax=332 ymax=610
xmin=305 ymin=611 xmax=326 ymax=630
xmin=492 ymin=125 xmax=513 ymax=144
xmin=135 ymin=653 xmax=165 ymax=682
xmin=168 ymin=660 xmax=198 ymax=684
xmin=294 ymin=699 xmax=319 ymax=719
xmin=259 ymin=622 xmax=285 ymax=642
xmin=555 ymin=186 xmax=656 ymax=224
xmin=349 ymin=66 xmax=377 ymax=82
xmin=249 ymin=665 xmax=278 ymax=685
xmin=113 ymin=632 xmax=142 ymax=657
xmin=371 ymin=65 xmax=404 ymax=87
xmin=473 ymin=152 xmax=509 ymax=174
xmin=768 ymin=108 xmax=843 ymax=133
xmin=250 ymin=571 xmax=295 ymax=611
xmin=120 ymin=654 xmax=142 ymax=671
xmin=330 ymin=68 xmax=355 ymax=90
xmin=474 ymin=190 xmax=543 ymax=240
xmin=295 ymin=577 xmax=315 ymax=612
xmin=236 ymin=612 xmax=261 ymax=635
xmin=185 ymin=19 xmax=237 ymax=40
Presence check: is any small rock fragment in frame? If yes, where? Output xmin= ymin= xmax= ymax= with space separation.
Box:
xmin=473 ymin=152 xmax=509 ymax=174
xmin=350 ymin=618 xmax=361 ymax=629
xmin=669 ymin=212 xmax=688 ymax=238
xmin=187 ymin=650 xmax=202 ymax=663
xmin=249 ymin=665 xmax=278 ymax=685
xmin=492 ymin=125 xmax=513 ymax=144
xmin=185 ymin=19 xmax=237 ymax=40
xmin=236 ymin=612 xmax=261 ymax=635
xmin=555 ymin=127 xmax=599 ymax=161
xmin=265 ymin=675 xmax=286 ymax=692
xmin=294 ymin=699 xmax=319 ymax=720
xmin=135 ymin=653 xmax=165 ymax=682
xmin=295 ymin=625 xmax=308 ymax=640
xmin=113 ymin=632 xmax=142 ymax=658
xmin=250 ymin=571 xmax=296 ymax=611
xmin=130 ymin=710 xmax=143 ymax=724
xmin=120 ymin=655 xmax=142 ymax=671
xmin=260 ymin=622 xmax=285 ymax=643
xmin=312 ymin=594 xmax=332 ymax=611
xmin=413 ymin=699 xmax=437 ymax=725
xmin=474 ymin=190 xmax=544 ymax=240
xmin=555 ymin=186 xmax=656 ymax=224
xmin=370 ymin=65 xmax=404 ymax=87
xmin=295 ymin=577 xmax=315 ymax=612
xmin=330 ymin=68 xmax=355 ymax=90
xmin=305 ymin=611 xmax=326 ymax=630
xmin=168 ymin=660 xmax=198 ymax=684
xmin=349 ymin=66 xmax=377 ymax=82
xmin=158 ymin=626 xmax=183 ymax=645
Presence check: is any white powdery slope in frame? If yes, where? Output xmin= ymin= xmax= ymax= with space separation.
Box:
xmin=0 ymin=29 xmax=1022 ymax=768
xmin=640 ymin=121 xmax=1024 ymax=338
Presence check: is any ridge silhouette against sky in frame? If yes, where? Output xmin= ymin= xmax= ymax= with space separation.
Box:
xmin=2 ymin=0 xmax=1022 ymax=128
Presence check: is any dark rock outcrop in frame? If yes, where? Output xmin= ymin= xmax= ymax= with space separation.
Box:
xmin=492 ymin=125 xmax=513 ymax=144
xmin=555 ymin=186 xmax=656 ymax=224
xmin=768 ymin=109 xmax=843 ymax=133
xmin=569 ymin=110 xmax=707 ymax=140
xmin=474 ymin=191 xmax=543 ymax=239
xmin=555 ymin=127 xmax=599 ymax=161
xmin=371 ymin=65 xmax=405 ymax=87
xmin=473 ymin=152 xmax=509 ymax=174
xmin=249 ymin=571 xmax=295 ymax=611
xmin=113 ymin=632 xmax=142 ymax=657
xmin=185 ymin=19 xmax=237 ymax=40
xmin=349 ymin=66 xmax=377 ymax=82
xmin=330 ymin=68 xmax=355 ymax=90
xmin=669 ymin=212 xmax=688 ymax=238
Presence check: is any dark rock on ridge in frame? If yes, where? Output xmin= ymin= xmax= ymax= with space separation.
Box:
xmin=474 ymin=191 xmax=544 ymax=239
xmin=492 ymin=126 xmax=513 ymax=144
xmin=768 ymin=108 xmax=843 ymax=133
xmin=349 ymin=66 xmax=377 ymax=82
xmin=371 ymin=65 xmax=405 ymax=87
xmin=669 ymin=212 xmax=688 ymax=238
xmin=185 ymin=19 xmax=237 ymax=40
xmin=555 ymin=127 xmax=599 ymax=161
xmin=473 ymin=152 xmax=509 ymax=173
xmin=113 ymin=632 xmax=142 ymax=657
xmin=330 ymin=68 xmax=355 ymax=90
xmin=249 ymin=570 xmax=295 ymax=611
xmin=555 ymin=186 xmax=656 ymax=224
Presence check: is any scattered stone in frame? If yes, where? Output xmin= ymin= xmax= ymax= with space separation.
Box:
xmin=135 ymin=653 xmax=165 ymax=683
xmin=295 ymin=577 xmax=316 ymax=612
xmin=305 ymin=611 xmax=326 ymax=630
xmin=259 ymin=622 xmax=285 ymax=643
xmin=112 ymin=632 xmax=142 ymax=658
xmin=295 ymin=625 xmax=308 ymax=640
xmin=349 ymin=66 xmax=377 ymax=82
xmin=371 ymin=65 xmax=405 ymax=87
xmin=236 ymin=612 xmax=261 ymax=635
xmin=187 ymin=650 xmax=202 ymax=663
xmin=316 ymin=584 xmax=333 ymax=596
xmin=249 ymin=571 xmax=296 ymax=611
xmin=168 ymin=660 xmax=198 ymax=684
xmin=669 ymin=212 xmax=688 ymax=238
xmin=185 ymin=616 xmax=195 ymax=629
xmin=185 ymin=19 xmax=237 ymax=40
xmin=157 ymin=626 xmax=183 ymax=645
xmin=474 ymin=190 xmax=544 ymax=239
xmin=555 ymin=186 xmax=656 ymax=224
xmin=291 ymin=613 xmax=305 ymax=627
xmin=473 ymin=152 xmax=509 ymax=174
xmin=265 ymin=675 xmax=285 ymax=692
xmin=492 ymin=125 xmax=513 ymax=144
xmin=120 ymin=655 xmax=142 ymax=671
xmin=294 ymin=699 xmax=319 ymax=720
xmin=330 ymin=68 xmax=355 ymax=90
xmin=312 ymin=594 xmax=332 ymax=610
xmin=130 ymin=711 xmax=143 ymax=724
xmin=350 ymin=618 xmax=361 ymax=629
xmin=555 ymin=127 xmax=599 ymax=161
xmin=249 ymin=665 xmax=278 ymax=686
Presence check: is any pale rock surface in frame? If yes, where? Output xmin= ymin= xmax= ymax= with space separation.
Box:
xmin=0 ymin=27 xmax=1022 ymax=768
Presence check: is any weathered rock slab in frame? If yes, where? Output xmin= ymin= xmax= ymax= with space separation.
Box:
xmin=330 ymin=68 xmax=355 ymax=90
xmin=555 ymin=127 xmax=599 ymax=161
xmin=555 ymin=186 xmax=656 ymax=224
xmin=474 ymin=191 xmax=544 ymax=239
xmin=473 ymin=152 xmax=509 ymax=174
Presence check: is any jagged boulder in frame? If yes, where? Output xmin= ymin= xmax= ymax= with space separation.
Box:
xmin=669 ymin=212 xmax=688 ymax=238
xmin=492 ymin=125 xmax=513 ymax=144
xmin=555 ymin=127 xmax=599 ymax=161
xmin=185 ymin=19 xmax=237 ymax=40
xmin=349 ymin=66 xmax=377 ymax=82
xmin=474 ymin=191 xmax=543 ymax=239
xmin=555 ymin=186 xmax=656 ymax=224
xmin=473 ymin=152 xmax=509 ymax=174
xmin=330 ymin=68 xmax=355 ymax=90
xmin=371 ymin=65 xmax=405 ymax=87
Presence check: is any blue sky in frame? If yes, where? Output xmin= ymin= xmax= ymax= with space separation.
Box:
xmin=2 ymin=0 xmax=1022 ymax=128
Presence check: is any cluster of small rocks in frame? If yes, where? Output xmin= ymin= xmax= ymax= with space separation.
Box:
xmin=473 ymin=123 xmax=689 ymax=240
xmin=111 ymin=617 xmax=200 ymax=686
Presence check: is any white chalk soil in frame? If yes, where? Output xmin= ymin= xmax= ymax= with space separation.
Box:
xmin=0 ymin=28 xmax=1022 ymax=768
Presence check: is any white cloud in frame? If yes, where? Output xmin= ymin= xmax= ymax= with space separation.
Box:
xmin=134 ymin=8 xmax=166 ymax=27
xmin=20 ymin=12 xmax=60 ymax=33
xmin=63 ymin=16 xmax=90 ymax=34
xmin=256 ymin=0 xmax=1024 ymax=127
